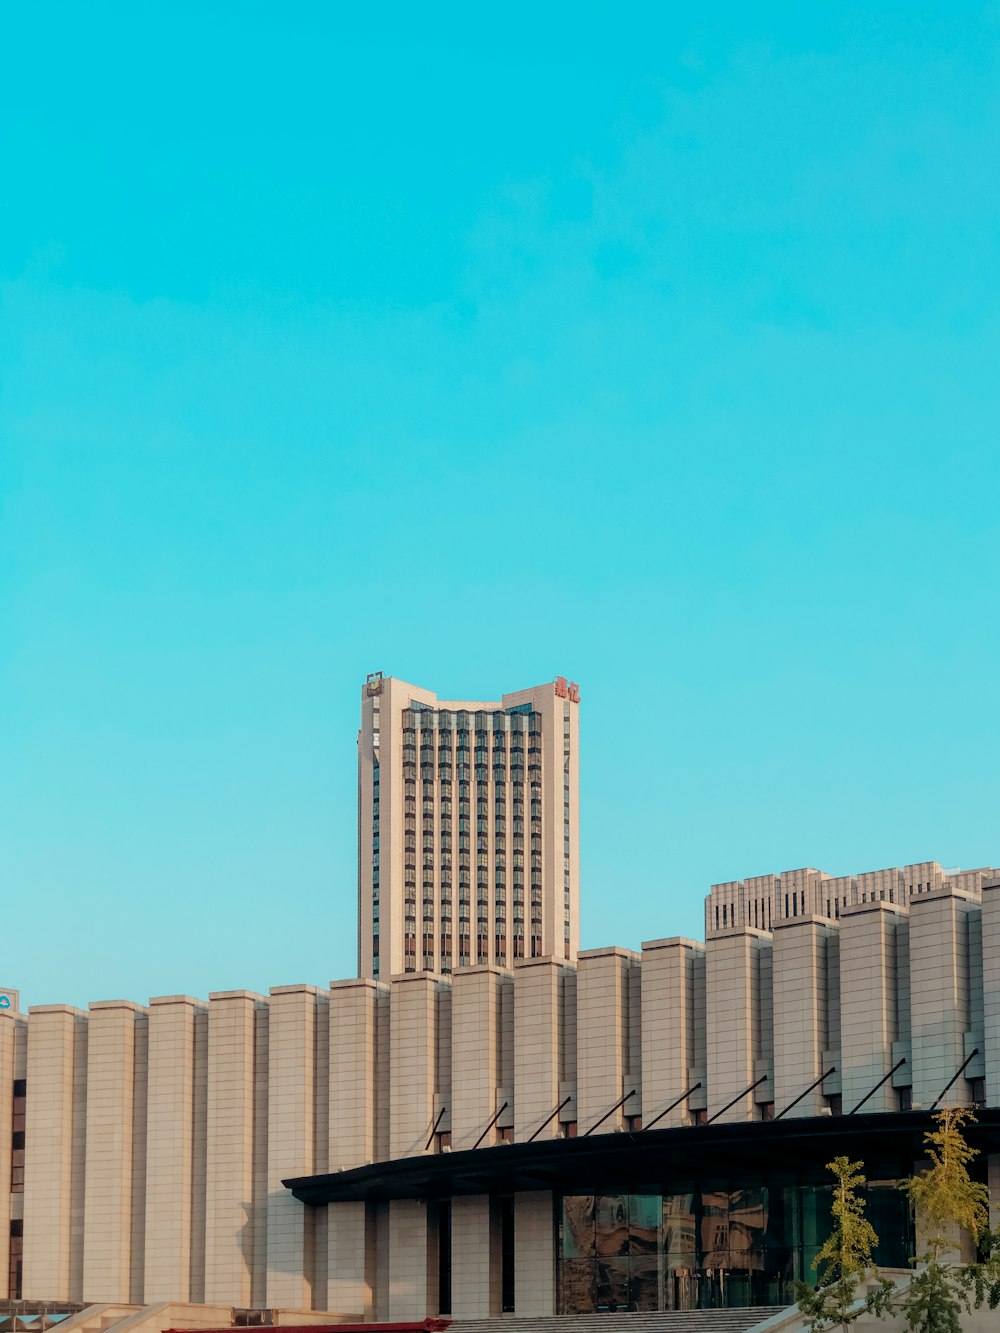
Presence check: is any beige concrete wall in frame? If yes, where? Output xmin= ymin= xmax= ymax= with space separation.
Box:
xmin=910 ymin=891 xmax=976 ymax=1109
xmin=772 ymin=918 xmax=834 ymax=1118
xmin=326 ymin=979 xmax=383 ymax=1317
xmin=576 ymin=947 xmax=637 ymax=1131
xmin=514 ymin=1191 xmax=555 ymax=1316
xmin=204 ymin=991 xmax=260 ymax=1305
xmin=984 ymin=884 xmax=1000 ymax=1107
xmin=450 ymin=967 xmax=504 ymax=1150
xmin=840 ymin=903 xmax=907 ymax=1114
xmin=83 ymin=1001 xmax=143 ymax=1302
xmin=129 ymin=1011 xmax=148 ymax=1304
xmin=265 ymin=985 xmax=318 ymax=1309
xmin=640 ymin=938 xmax=705 ymax=1128
xmin=388 ymin=973 xmax=441 ymax=1158
xmin=250 ymin=1002 xmax=269 ymax=1309
xmin=386 ymin=1198 xmax=431 ymax=1320
xmin=705 ymin=929 xmax=771 ymax=1122
xmin=513 ymin=957 xmax=573 ymax=1140
xmin=311 ymin=994 xmax=329 ymax=1308
xmin=328 ymin=979 xmax=382 ymax=1169
xmin=22 ymin=1006 xmax=87 ymax=1301
xmin=143 ymin=996 xmax=204 ymax=1302
xmin=451 ymin=1195 xmax=495 ymax=1319
xmin=327 ymin=1202 xmax=371 ymax=1319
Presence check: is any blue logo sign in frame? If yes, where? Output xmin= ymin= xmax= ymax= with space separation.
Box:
xmin=0 ymin=996 xmax=11 ymax=1009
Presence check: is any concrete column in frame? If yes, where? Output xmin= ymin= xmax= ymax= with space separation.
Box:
xmin=22 ymin=1005 xmax=87 ymax=1301
xmin=839 ymin=902 xmax=907 ymax=1114
xmin=910 ymin=890 xmax=976 ymax=1109
xmin=0 ymin=1014 xmax=15 ymax=1299
xmin=642 ymin=938 xmax=707 ymax=1127
xmin=250 ymin=1002 xmax=269 ymax=1309
xmin=327 ymin=979 xmax=384 ymax=1317
xmin=772 ymin=918 xmax=835 ymax=1118
xmin=450 ymin=967 xmax=504 ymax=1150
xmin=640 ymin=939 xmax=701 ymax=1130
xmin=82 ymin=1000 xmax=143 ymax=1301
xmin=129 ymin=1011 xmax=148 ymax=1303
xmin=513 ymin=957 xmax=574 ymax=1140
xmin=328 ymin=1202 xmax=371 ymax=1319
xmin=980 ymin=883 xmax=1000 ymax=1106
xmin=144 ymin=995 xmax=204 ymax=1302
xmin=204 ymin=991 xmax=261 ymax=1305
xmin=705 ymin=929 xmax=771 ymax=1122
xmin=576 ymin=948 xmax=638 ymax=1132
xmin=388 ymin=973 xmax=442 ymax=1158
xmin=191 ymin=1001 xmax=209 ymax=1304
xmin=451 ymin=1195 xmax=495 ymax=1319
xmin=312 ymin=994 xmax=330 ymax=1307
xmin=329 ymin=979 xmax=383 ymax=1168
xmin=266 ymin=984 xmax=318 ymax=1309
xmin=387 ymin=1198 xmax=430 ymax=1320
xmin=514 ymin=1191 xmax=555 ymax=1315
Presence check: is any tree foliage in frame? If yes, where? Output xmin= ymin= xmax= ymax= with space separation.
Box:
xmin=896 ymin=1107 xmax=1000 ymax=1333
xmin=902 ymin=1107 xmax=989 ymax=1262
xmin=797 ymin=1155 xmax=894 ymax=1332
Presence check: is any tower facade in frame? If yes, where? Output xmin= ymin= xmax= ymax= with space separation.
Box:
xmin=358 ymin=674 xmax=580 ymax=978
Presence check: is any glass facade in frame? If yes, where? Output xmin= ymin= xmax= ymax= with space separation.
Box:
xmin=558 ymin=1175 xmax=913 ymax=1313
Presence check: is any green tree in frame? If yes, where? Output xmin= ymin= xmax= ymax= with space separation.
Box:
xmin=797 ymin=1155 xmax=895 ymax=1332
xmin=898 ymin=1107 xmax=1000 ymax=1333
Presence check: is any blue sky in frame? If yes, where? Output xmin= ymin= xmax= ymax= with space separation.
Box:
xmin=2 ymin=2 xmax=999 ymax=1008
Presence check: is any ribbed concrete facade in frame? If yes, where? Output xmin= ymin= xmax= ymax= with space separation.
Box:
xmin=3 ymin=874 xmax=1000 ymax=1321
xmin=706 ymin=859 xmax=998 ymax=936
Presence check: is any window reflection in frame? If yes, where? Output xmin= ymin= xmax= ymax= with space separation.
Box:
xmin=558 ymin=1177 xmax=912 ymax=1313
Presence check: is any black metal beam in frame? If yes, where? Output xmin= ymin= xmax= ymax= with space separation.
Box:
xmin=850 ymin=1059 xmax=906 ymax=1115
xmin=284 ymin=1106 xmax=1000 ymax=1206
xmin=707 ymin=1075 xmax=768 ymax=1124
xmin=931 ymin=1050 xmax=979 ymax=1110
xmin=583 ymin=1089 xmax=636 ymax=1137
xmin=527 ymin=1096 xmax=572 ymax=1143
xmin=775 ymin=1068 xmax=837 ymax=1121
xmin=643 ymin=1083 xmax=702 ymax=1132
xmin=473 ymin=1101 xmax=509 ymax=1150
xmin=425 ymin=1106 xmax=447 ymax=1151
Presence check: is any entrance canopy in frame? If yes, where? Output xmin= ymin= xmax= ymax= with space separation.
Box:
xmin=284 ymin=1108 xmax=1000 ymax=1206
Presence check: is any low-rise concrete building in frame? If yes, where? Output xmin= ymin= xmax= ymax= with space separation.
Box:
xmin=4 ymin=868 xmax=1000 ymax=1323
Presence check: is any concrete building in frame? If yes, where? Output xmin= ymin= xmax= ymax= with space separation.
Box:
xmin=705 ymin=861 xmax=999 ymax=936
xmin=5 ymin=870 xmax=1000 ymax=1326
xmin=357 ymin=673 xmax=581 ymax=979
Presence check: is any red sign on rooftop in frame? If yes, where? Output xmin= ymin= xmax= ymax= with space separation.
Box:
xmin=554 ymin=676 xmax=580 ymax=702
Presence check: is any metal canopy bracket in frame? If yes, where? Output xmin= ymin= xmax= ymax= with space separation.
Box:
xmin=850 ymin=1059 xmax=906 ymax=1115
xmin=473 ymin=1101 xmax=509 ymax=1149
xmin=931 ymin=1049 xmax=980 ymax=1110
xmin=583 ymin=1089 xmax=636 ymax=1137
xmin=425 ymin=1106 xmax=447 ymax=1151
xmin=707 ymin=1075 xmax=768 ymax=1124
xmin=643 ymin=1083 xmax=702 ymax=1132
xmin=776 ymin=1068 xmax=837 ymax=1121
xmin=527 ymin=1095 xmax=572 ymax=1143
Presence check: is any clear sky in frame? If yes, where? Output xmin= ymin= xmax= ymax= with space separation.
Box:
xmin=2 ymin=2 xmax=999 ymax=1009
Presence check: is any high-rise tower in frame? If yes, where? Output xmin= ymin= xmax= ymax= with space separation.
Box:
xmin=358 ymin=674 xmax=580 ymax=978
